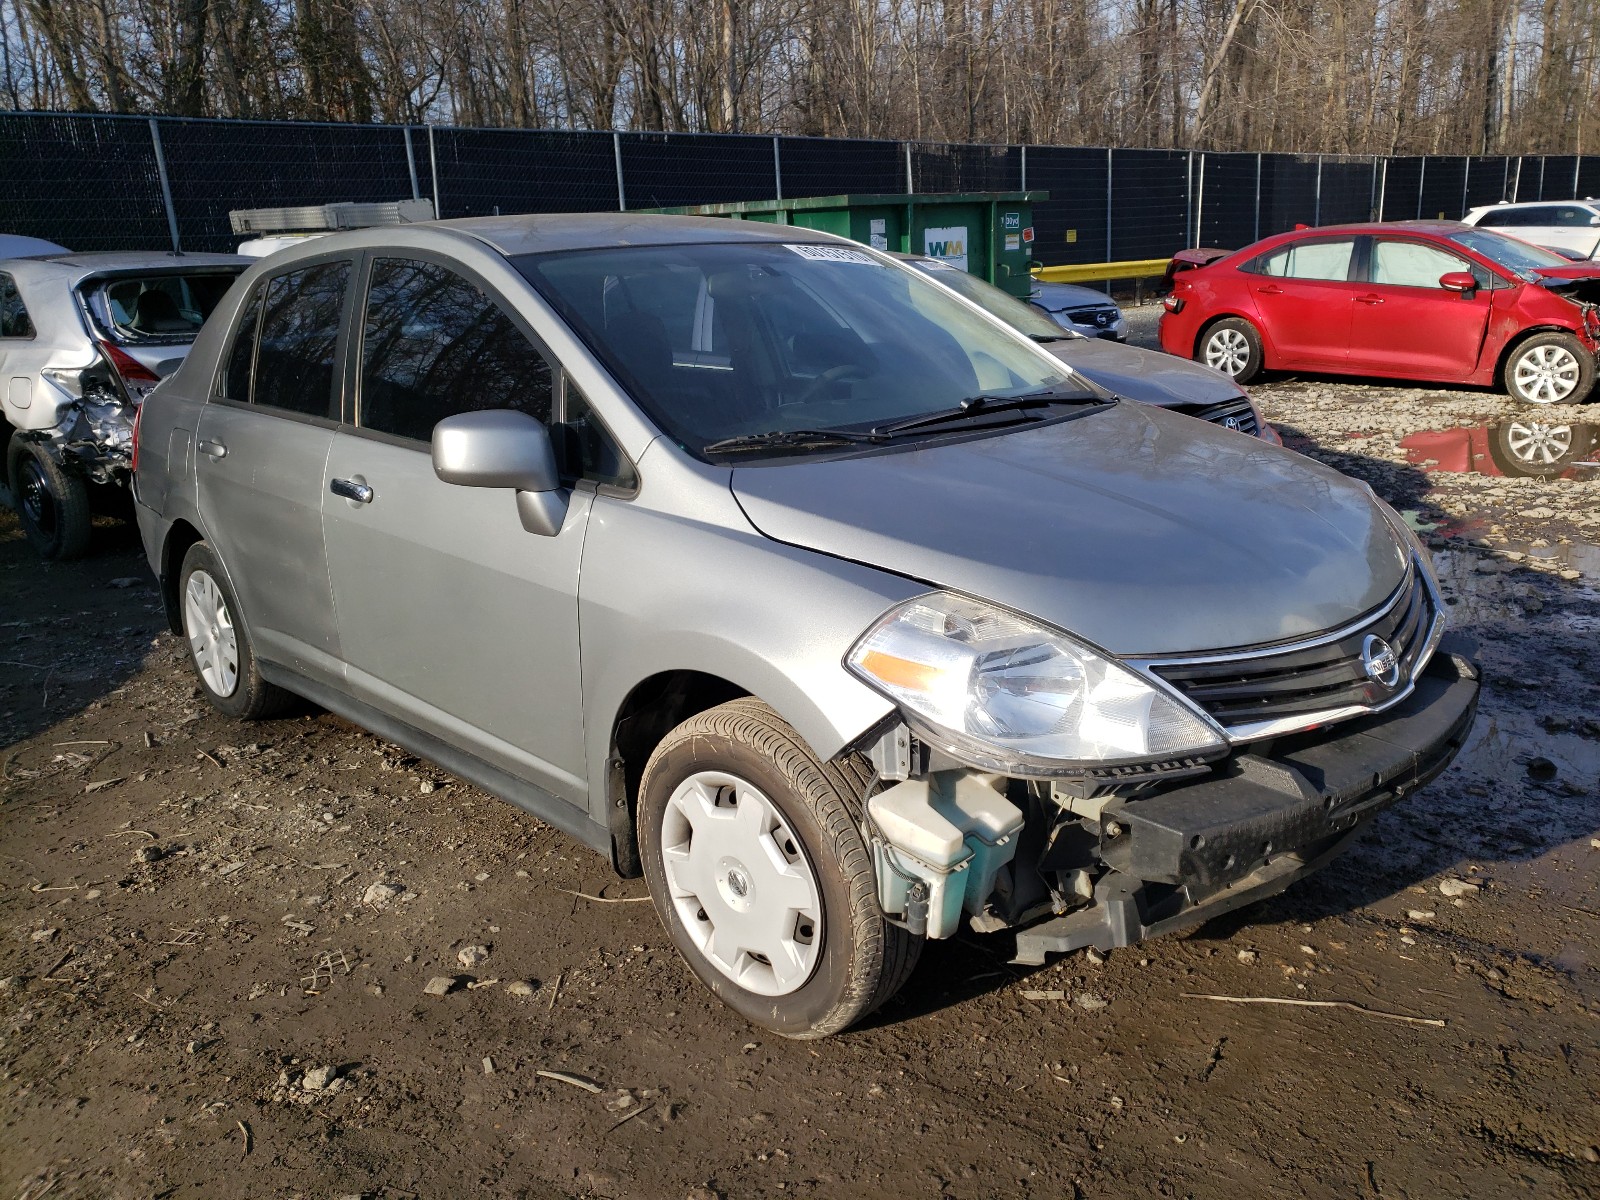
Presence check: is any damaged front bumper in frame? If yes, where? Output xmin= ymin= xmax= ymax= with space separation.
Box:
xmin=864 ymin=638 xmax=1481 ymax=961
xmin=1010 ymin=641 xmax=1479 ymax=963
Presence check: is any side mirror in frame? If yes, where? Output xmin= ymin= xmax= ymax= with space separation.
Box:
xmin=432 ymin=409 xmax=568 ymax=536
xmin=1439 ymin=271 xmax=1479 ymax=294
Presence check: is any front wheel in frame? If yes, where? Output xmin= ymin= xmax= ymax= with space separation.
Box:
xmin=1197 ymin=317 xmax=1264 ymax=383
xmin=1502 ymin=332 xmax=1595 ymax=406
xmin=638 ymin=698 xmax=921 ymax=1038
xmin=8 ymin=439 xmax=91 ymax=560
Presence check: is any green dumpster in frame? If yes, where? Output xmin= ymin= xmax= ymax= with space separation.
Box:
xmin=642 ymin=192 xmax=1046 ymax=298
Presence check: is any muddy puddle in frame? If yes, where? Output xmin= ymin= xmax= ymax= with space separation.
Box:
xmin=1400 ymin=418 xmax=1600 ymax=480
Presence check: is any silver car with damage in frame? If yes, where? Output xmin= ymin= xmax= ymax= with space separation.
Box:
xmin=133 ymin=215 xmax=1481 ymax=1038
xmin=1 ymin=251 xmax=247 ymax=557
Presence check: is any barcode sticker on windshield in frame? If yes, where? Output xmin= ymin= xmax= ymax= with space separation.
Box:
xmin=785 ymin=243 xmax=880 ymax=265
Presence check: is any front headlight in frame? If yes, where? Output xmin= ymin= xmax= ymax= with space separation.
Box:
xmin=846 ymin=593 xmax=1226 ymax=775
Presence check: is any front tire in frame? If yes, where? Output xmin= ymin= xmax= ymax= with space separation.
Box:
xmin=1502 ymin=332 xmax=1594 ymax=406
xmin=1198 ymin=317 xmax=1264 ymax=383
xmin=638 ymin=698 xmax=921 ymax=1038
xmin=8 ymin=438 xmax=91 ymax=560
xmin=178 ymin=542 xmax=292 ymax=720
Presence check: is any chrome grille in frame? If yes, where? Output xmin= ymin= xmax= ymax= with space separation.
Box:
xmin=1149 ymin=572 xmax=1436 ymax=733
xmin=1193 ymin=397 xmax=1259 ymax=436
xmin=1063 ymin=305 xmax=1119 ymax=329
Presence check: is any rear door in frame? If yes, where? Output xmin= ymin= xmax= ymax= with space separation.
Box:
xmin=1238 ymin=236 xmax=1361 ymax=367
xmin=320 ymin=253 xmax=591 ymax=805
xmin=1346 ymin=236 xmax=1495 ymax=380
xmin=193 ymin=256 xmax=349 ymax=687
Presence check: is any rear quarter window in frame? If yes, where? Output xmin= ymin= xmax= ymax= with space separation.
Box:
xmin=0 ymin=273 xmax=34 ymax=338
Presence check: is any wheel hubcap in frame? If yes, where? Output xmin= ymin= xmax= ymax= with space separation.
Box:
xmin=183 ymin=569 xmax=240 ymax=698
xmin=1204 ymin=328 xmax=1250 ymax=377
xmin=659 ymin=771 xmax=823 ymax=997
xmin=1513 ymin=345 xmax=1580 ymax=404
xmin=1504 ymin=420 xmax=1573 ymax=466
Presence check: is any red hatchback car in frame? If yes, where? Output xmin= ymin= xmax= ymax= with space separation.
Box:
xmin=1159 ymin=222 xmax=1600 ymax=406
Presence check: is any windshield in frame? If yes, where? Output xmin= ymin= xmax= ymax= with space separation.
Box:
xmin=904 ymin=259 xmax=1078 ymax=342
xmin=517 ymin=242 xmax=1076 ymax=455
xmin=1445 ymin=228 xmax=1570 ymax=276
xmin=86 ymin=270 xmax=243 ymax=344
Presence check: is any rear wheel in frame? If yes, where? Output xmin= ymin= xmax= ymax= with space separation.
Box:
xmin=1502 ymin=332 xmax=1594 ymax=406
xmin=178 ymin=542 xmax=292 ymax=720
xmin=8 ymin=439 xmax=91 ymax=560
xmin=1198 ymin=317 xmax=1264 ymax=383
xmin=638 ymin=698 xmax=921 ymax=1038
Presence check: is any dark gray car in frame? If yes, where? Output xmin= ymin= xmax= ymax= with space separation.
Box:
xmin=133 ymin=215 xmax=1479 ymax=1038
xmin=900 ymin=254 xmax=1277 ymax=441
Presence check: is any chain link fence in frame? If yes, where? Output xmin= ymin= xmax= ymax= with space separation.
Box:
xmin=3 ymin=111 xmax=1597 ymax=266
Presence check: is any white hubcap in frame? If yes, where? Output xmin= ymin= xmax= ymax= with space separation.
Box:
xmin=1504 ymin=420 xmax=1573 ymax=465
xmin=1512 ymin=345 xmax=1580 ymax=404
xmin=1204 ymin=328 xmax=1251 ymax=377
xmin=659 ymin=771 xmax=822 ymax=997
xmin=183 ymin=569 xmax=239 ymax=698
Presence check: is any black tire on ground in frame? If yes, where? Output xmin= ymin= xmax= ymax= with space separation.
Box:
xmin=7 ymin=437 xmax=92 ymax=560
xmin=177 ymin=541 xmax=293 ymax=720
xmin=1500 ymin=331 xmax=1596 ymax=406
xmin=638 ymin=698 xmax=921 ymax=1039
xmin=1196 ymin=316 xmax=1265 ymax=384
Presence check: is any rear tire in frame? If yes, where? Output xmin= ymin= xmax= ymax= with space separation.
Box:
xmin=1501 ymin=332 xmax=1595 ymax=406
xmin=178 ymin=542 xmax=292 ymax=720
xmin=1197 ymin=317 xmax=1264 ymax=384
xmin=8 ymin=438 xmax=91 ymax=560
xmin=638 ymin=698 xmax=921 ymax=1038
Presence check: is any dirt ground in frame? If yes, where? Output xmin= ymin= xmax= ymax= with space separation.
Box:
xmin=3 ymin=322 xmax=1599 ymax=1199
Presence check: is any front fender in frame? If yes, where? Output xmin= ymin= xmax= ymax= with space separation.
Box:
xmin=578 ymin=473 xmax=922 ymax=826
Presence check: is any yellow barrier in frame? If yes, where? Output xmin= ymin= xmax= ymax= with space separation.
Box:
xmin=1031 ymin=258 xmax=1170 ymax=284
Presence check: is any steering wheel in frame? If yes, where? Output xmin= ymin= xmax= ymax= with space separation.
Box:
xmin=791 ymin=363 xmax=870 ymax=408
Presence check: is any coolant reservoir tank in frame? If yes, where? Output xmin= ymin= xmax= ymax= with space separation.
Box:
xmin=867 ymin=780 xmax=971 ymax=939
xmin=927 ymin=772 xmax=1024 ymax=915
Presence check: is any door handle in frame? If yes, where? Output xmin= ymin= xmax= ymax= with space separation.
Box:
xmin=197 ymin=439 xmax=227 ymax=459
xmin=1355 ymin=294 xmax=1385 ymax=305
xmin=1255 ymin=285 xmax=1283 ymax=295
xmin=330 ymin=477 xmax=373 ymax=504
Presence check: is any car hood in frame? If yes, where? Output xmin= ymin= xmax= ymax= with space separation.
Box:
xmin=1530 ymin=264 xmax=1600 ymax=283
xmin=731 ymin=402 xmax=1409 ymax=656
xmin=1045 ymin=337 xmax=1245 ymax=409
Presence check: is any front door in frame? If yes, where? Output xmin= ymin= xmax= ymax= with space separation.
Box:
xmin=1242 ymin=236 xmax=1362 ymax=367
xmin=1347 ymin=237 xmax=1493 ymax=380
xmin=320 ymin=254 xmax=591 ymax=805
xmin=194 ymin=258 xmax=349 ymax=685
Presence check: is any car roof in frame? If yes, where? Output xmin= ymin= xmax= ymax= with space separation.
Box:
xmin=0 ymin=251 xmax=251 ymax=282
xmin=1468 ymin=198 xmax=1597 ymax=210
xmin=1273 ymin=220 xmax=1474 ymax=237
xmin=442 ymin=212 xmax=844 ymax=257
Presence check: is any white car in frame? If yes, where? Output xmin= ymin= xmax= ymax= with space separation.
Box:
xmin=1462 ymin=200 xmax=1600 ymax=261
xmin=1 ymin=251 xmax=248 ymax=558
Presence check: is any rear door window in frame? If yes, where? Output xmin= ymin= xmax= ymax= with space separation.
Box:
xmin=1251 ymin=239 xmax=1357 ymax=281
xmin=0 ymin=273 xmax=33 ymax=338
xmin=358 ymin=257 xmax=553 ymax=444
xmin=253 ymin=261 xmax=351 ymax=418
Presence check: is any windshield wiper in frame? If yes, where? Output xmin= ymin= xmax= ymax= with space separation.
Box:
xmin=872 ymin=389 xmax=1100 ymax=438
xmin=703 ymin=428 xmax=888 ymax=455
